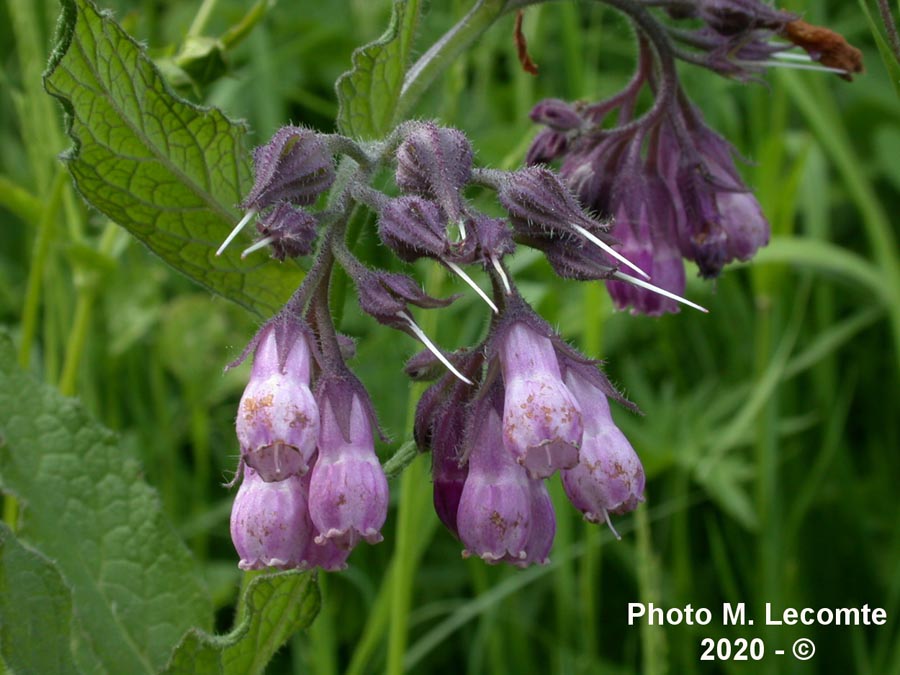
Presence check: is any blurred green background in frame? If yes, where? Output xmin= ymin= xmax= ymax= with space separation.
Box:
xmin=1 ymin=0 xmax=898 ymax=672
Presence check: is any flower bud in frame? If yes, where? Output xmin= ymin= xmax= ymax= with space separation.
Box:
xmin=241 ymin=126 xmax=335 ymax=211
xmin=230 ymin=467 xmax=314 ymax=570
xmin=560 ymin=370 xmax=645 ymax=522
xmin=377 ymin=196 xmax=448 ymax=262
xmin=458 ymin=397 xmax=532 ymax=562
xmin=237 ymin=321 xmax=319 ymax=481
xmin=497 ymin=321 xmax=583 ymax=478
xmin=396 ymin=122 xmax=473 ymax=221
xmin=526 ymin=129 xmax=569 ymax=166
xmin=529 ymin=98 xmax=583 ymax=131
xmin=308 ymin=374 xmax=389 ymax=549
xmin=255 ymin=203 xmax=318 ymax=260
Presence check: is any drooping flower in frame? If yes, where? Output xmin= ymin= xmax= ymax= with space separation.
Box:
xmin=560 ymin=367 xmax=645 ymax=527
xmin=457 ymin=391 xmax=533 ymax=562
xmin=230 ymin=466 xmax=314 ymax=570
xmin=307 ymin=371 xmax=389 ymax=550
xmin=494 ymin=313 xmax=583 ymax=479
xmin=236 ymin=318 xmax=319 ymax=481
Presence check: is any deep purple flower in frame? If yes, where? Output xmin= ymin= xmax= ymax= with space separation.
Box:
xmin=560 ymin=370 xmax=645 ymax=524
xmin=457 ymin=394 xmax=532 ymax=562
xmin=604 ymin=174 xmax=686 ymax=315
xmin=354 ymin=268 xmax=457 ymax=331
xmin=496 ymin=319 xmax=583 ymax=478
xmin=237 ymin=320 xmax=319 ymax=481
xmin=696 ymin=0 xmax=793 ymax=36
xmin=230 ymin=467 xmax=314 ymax=570
xmin=241 ymin=126 xmax=335 ymax=211
xmin=526 ymin=129 xmax=569 ymax=166
xmin=307 ymin=373 xmax=389 ymax=549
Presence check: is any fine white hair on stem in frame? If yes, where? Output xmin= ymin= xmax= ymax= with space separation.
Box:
xmin=397 ymin=311 xmax=474 ymax=385
xmin=240 ymin=236 xmax=274 ymax=259
xmin=572 ymin=223 xmax=651 ymax=279
xmin=611 ymin=271 xmax=709 ymax=313
xmin=216 ymin=209 xmax=257 ymax=256
xmin=490 ymin=254 xmax=512 ymax=295
xmin=445 ymin=261 xmax=498 ymax=313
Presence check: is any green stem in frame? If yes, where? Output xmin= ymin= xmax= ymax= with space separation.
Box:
xmin=187 ymin=0 xmax=221 ymax=38
xmin=18 ymin=171 xmax=66 ymax=369
xmin=395 ymin=0 xmax=508 ymax=124
xmin=635 ymin=505 xmax=666 ymax=675
xmin=221 ymin=0 xmax=273 ymax=50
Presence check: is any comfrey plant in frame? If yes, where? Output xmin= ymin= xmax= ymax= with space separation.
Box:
xmin=216 ymin=0 xmax=861 ymax=570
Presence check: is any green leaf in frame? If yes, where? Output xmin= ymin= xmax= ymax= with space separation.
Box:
xmin=335 ymin=0 xmax=422 ymax=138
xmin=0 ymin=334 xmax=211 ymax=673
xmin=43 ymin=0 xmax=303 ymax=317
xmin=163 ymin=570 xmax=320 ymax=675
xmin=0 ymin=523 xmax=80 ymax=674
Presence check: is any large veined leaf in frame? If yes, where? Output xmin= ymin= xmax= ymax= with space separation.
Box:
xmin=44 ymin=0 xmax=303 ymax=316
xmin=163 ymin=571 xmax=320 ymax=675
xmin=336 ymin=0 xmax=422 ymax=138
xmin=0 ymin=523 xmax=80 ymax=674
xmin=0 ymin=334 xmax=211 ymax=673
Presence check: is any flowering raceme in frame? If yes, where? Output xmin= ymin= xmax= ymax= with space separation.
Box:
xmin=215 ymin=0 xmax=860 ymax=572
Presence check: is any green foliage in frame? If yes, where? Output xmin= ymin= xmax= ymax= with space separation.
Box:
xmin=164 ymin=571 xmax=320 ymax=675
xmin=43 ymin=0 xmax=303 ymax=317
xmin=0 ymin=523 xmax=79 ymax=674
xmin=0 ymin=333 xmax=209 ymax=672
xmin=336 ymin=0 xmax=422 ymax=138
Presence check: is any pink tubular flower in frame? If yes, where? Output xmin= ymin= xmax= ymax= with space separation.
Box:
xmin=497 ymin=321 xmax=583 ymax=478
xmin=457 ymin=393 xmax=532 ymax=562
xmin=560 ymin=369 xmax=645 ymax=527
xmin=230 ymin=467 xmax=314 ymax=570
xmin=307 ymin=373 xmax=389 ymax=550
xmin=236 ymin=321 xmax=319 ymax=482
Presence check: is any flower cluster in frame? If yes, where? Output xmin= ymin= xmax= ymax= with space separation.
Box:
xmin=415 ymin=296 xmax=645 ymax=564
xmin=526 ymin=0 xmax=860 ymax=315
xmin=229 ymin=316 xmax=389 ymax=571
xmin=218 ymin=0 xmax=860 ymax=572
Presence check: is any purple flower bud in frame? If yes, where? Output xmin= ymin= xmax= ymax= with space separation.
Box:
xmin=255 ymin=203 xmax=318 ymax=260
xmin=355 ymin=269 xmax=457 ymax=330
xmin=497 ymin=166 xmax=607 ymax=242
xmin=457 ymin=396 xmax=532 ymax=562
xmin=526 ymin=129 xmax=569 ymax=166
xmin=396 ymin=122 xmax=473 ymax=222
xmin=560 ymin=371 xmax=645 ymax=522
xmin=530 ymin=98 xmax=584 ymax=131
xmin=377 ymin=196 xmax=448 ymax=262
xmin=230 ymin=467 xmax=314 ymax=570
xmin=241 ymin=126 xmax=335 ymax=211
xmin=496 ymin=320 xmax=583 ymax=478
xmin=307 ymin=374 xmax=389 ymax=549
xmin=513 ymin=479 xmax=556 ymax=567
xmin=237 ymin=321 xmax=319 ymax=481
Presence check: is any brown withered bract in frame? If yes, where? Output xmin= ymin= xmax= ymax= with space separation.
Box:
xmin=784 ymin=20 xmax=864 ymax=81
